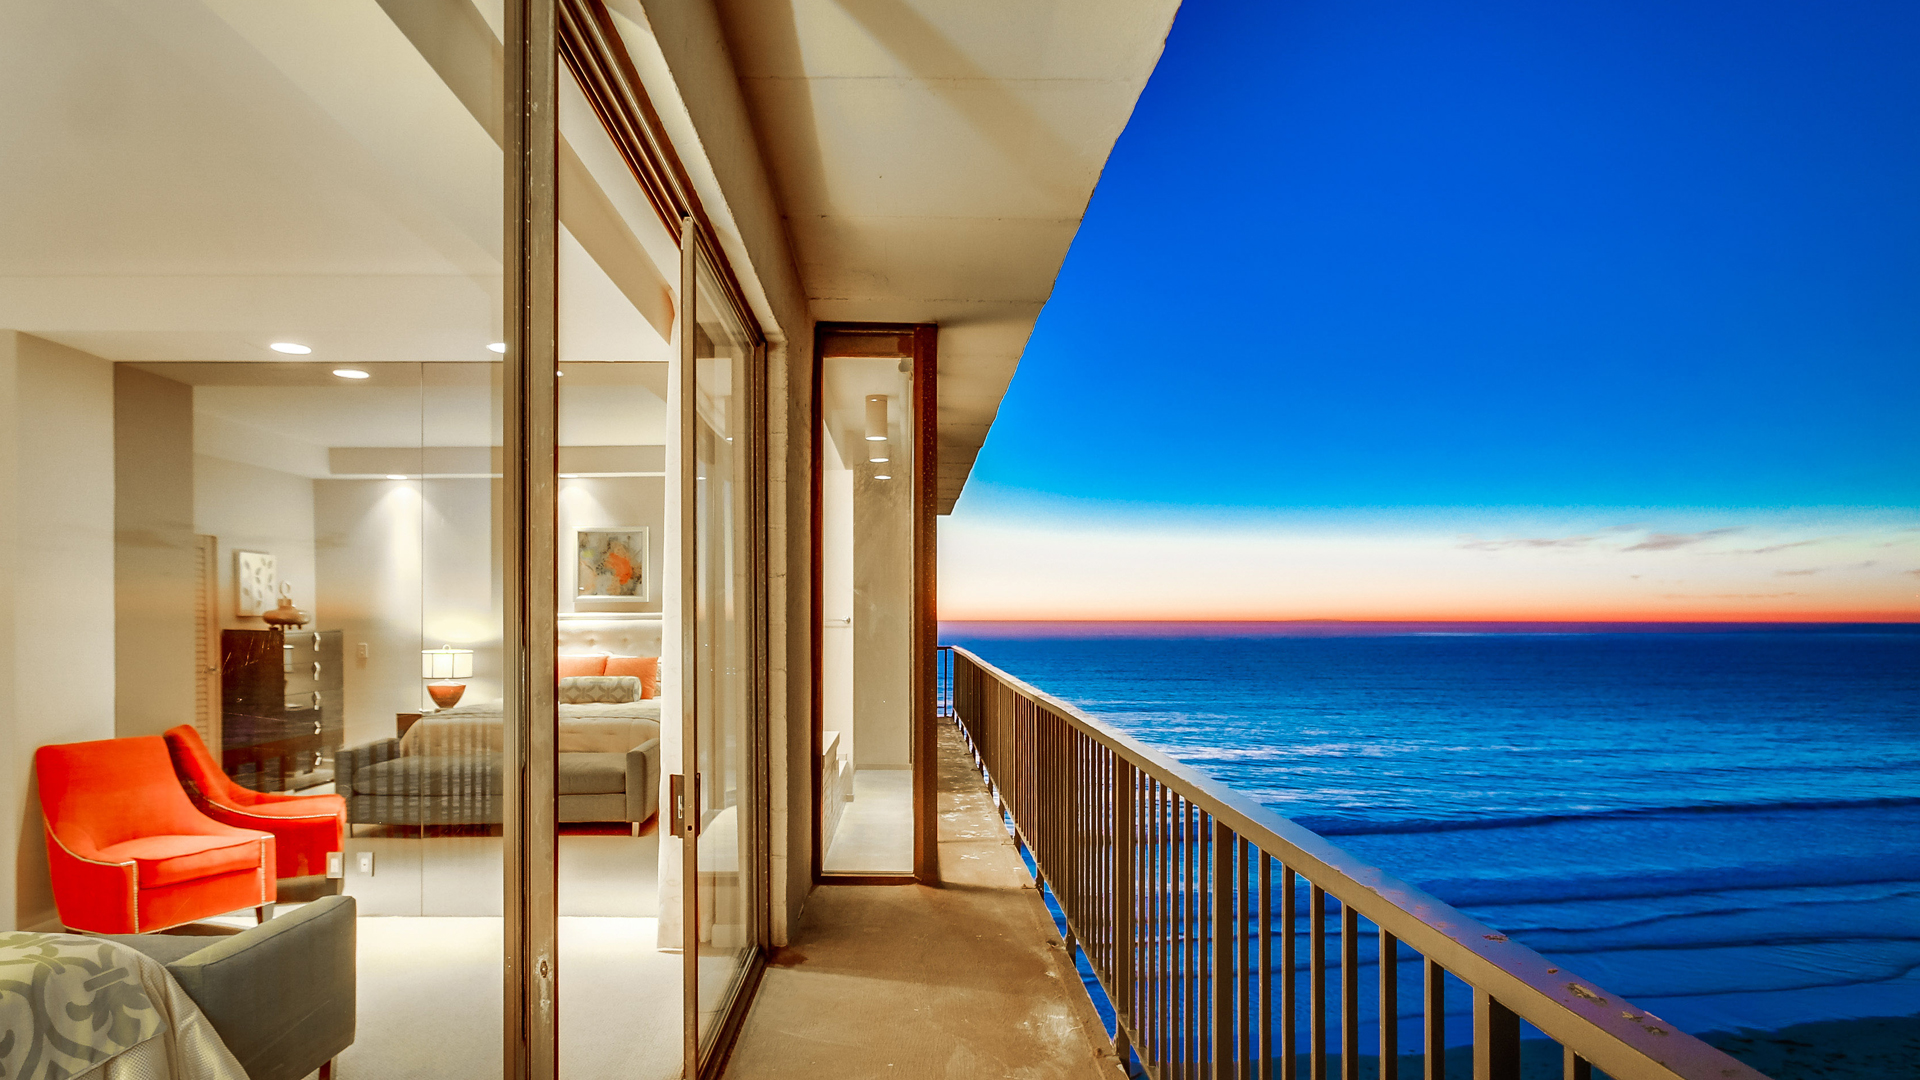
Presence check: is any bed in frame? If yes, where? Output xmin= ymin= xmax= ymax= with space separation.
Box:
xmin=339 ymin=615 xmax=664 ymax=827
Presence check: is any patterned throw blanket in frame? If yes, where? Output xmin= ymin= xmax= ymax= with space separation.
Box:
xmin=0 ymin=933 xmax=244 ymax=1080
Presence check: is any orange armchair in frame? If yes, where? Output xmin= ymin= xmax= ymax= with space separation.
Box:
xmin=35 ymin=736 xmax=274 ymax=934
xmin=165 ymin=724 xmax=346 ymax=882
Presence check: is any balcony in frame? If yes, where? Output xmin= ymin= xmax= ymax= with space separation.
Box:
xmin=735 ymin=647 xmax=1777 ymax=1080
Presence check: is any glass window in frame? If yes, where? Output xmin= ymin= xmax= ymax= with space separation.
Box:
xmin=689 ymin=255 xmax=762 ymax=1043
xmin=819 ymin=348 xmax=917 ymax=875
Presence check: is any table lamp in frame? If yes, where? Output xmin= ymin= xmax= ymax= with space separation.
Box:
xmin=421 ymin=646 xmax=474 ymax=709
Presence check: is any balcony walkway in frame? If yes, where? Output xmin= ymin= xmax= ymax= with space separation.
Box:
xmin=723 ymin=721 xmax=1122 ymax=1079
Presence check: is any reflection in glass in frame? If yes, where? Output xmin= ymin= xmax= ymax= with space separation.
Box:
xmin=5 ymin=0 xmax=507 ymax=1071
xmin=819 ymin=350 xmax=916 ymax=874
xmin=692 ymin=257 xmax=759 ymax=1045
xmin=555 ymin=61 xmax=683 ymax=1080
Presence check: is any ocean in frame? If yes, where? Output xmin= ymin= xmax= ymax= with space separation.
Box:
xmin=943 ymin=625 xmax=1920 ymax=1057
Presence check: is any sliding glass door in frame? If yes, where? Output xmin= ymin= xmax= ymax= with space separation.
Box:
xmin=678 ymin=238 xmax=766 ymax=1073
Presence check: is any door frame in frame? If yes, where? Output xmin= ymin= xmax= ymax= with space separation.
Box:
xmin=809 ymin=323 xmax=940 ymax=885
xmin=506 ymin=2 xmax=773 ymax=1078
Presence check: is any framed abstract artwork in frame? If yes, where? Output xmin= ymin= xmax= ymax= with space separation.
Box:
xmin=575 ymin=527 xmax=649 ymax=603
xmin=235 ymin=550 xmax=276 ymax=617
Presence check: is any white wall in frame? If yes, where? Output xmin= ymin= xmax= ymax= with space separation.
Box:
xmin=114 ymin=365 xmax=197 ymax=739
xmin=0 ymin=333 xmax=117 ymax=931
xmin=852 ymin=470 xmax=912 ymax=768
xmin=315 ymin=478 xmax=500 ymax=751
xmin=821 ymin=457 xmax=853 ymax=760
xmin=194 ymin=453 xmax=317 ymax=634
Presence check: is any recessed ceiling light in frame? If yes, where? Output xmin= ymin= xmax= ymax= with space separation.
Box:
xmin=270 ymin=342 xmax=312 ymax=354
xmin=869 ymin=452 xmax=889 ymax=463
xmin=386 ymin=474 xmax=407 ymax=480
xmin=488 ymin=342 xmax=507 ymax=354
xmin=333 ymin=368 xmax=370 ymax=380
xmin=556 ymin=370 xmax=565 ymax=377
xmin=874 ymin=473 xmax=892 ymax=480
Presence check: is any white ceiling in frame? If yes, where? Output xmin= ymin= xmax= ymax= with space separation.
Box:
xmin=715 ymin=0 xmax=1181 ymax=510
xmin=0 ymin=0 xmax=671 ymax=369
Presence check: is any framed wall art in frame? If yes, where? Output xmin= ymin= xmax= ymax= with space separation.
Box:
xmin=235 ymin=550 xmax=277 ymax=617
xmin=575 ymin=527 xmax=649 ymax=603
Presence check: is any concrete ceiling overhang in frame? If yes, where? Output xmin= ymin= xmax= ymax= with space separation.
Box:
xmin=716 ymin=0 xmax=1180 ymax=512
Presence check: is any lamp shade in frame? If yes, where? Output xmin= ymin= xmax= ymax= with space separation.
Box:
xmin=864 ymin=395 xmax=888 ymax=441
xmin=422 ymin=646 xmax=474 ymax=680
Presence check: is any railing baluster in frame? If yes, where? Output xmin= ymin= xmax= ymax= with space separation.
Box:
xmin=1115 ymin=757 xmax=1136 ymax=1064
xmin=1563 ymin=1047 xmax=1591 ymax=1080
xmin=1424 ymin=958 xmax=1445 ymax=1080
xmin=1473 ymin=990 xmax=1519 ymax=1080
xmin=1282 ymin=868 xmax=1297 ymax=1080
xmin=1340 ymin=904 xmax=1359 ymax=1080
xmin=1213 ymin=818 xmax=1233 ymax=1080
xmin=1239 ymin=838 xmax=1252 ymax=1080
xmin=1380 ymin=929 xmax=1399 ymax=1080
xmin=1260 ymin=856 xmax=1273 ymax=1080
xmin=1310 ymin=884 xmax=1327 ymax=1080
xmin=1157 ymin=782 xmax=1169 ymax=1078
xmin=1186 ymin=799 xmax=1199 ymax=1080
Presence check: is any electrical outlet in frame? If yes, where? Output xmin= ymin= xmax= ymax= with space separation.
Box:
xmin=357 ymin=851 xmax=374 ymax=876
xmin=357 ymin=642 xmax=369 ymax=659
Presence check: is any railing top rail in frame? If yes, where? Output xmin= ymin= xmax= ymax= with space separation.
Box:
xmin=946 ymin=644 xmax=1770 ymax=1080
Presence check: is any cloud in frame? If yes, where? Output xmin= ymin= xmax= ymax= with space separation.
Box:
xmin=1659 ymin=592 xmax=1802 ymax=600
xmin=1908 ymin=569 xmax=1920 ymax=578
xmin=1459 ymin=535 xmax=1597 ymax=551
xmin=1776 ymin=569 xmax=1819 ymax=576
xmin=1720 ymin=539 xmax=1822 ymax=556
xmin=1624 ymin=528 xmax=1741 ymax=552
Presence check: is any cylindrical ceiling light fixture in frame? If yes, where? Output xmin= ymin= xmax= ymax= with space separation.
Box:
xmin=868 ymin=440 xmax=890 ymax=464
xmin=865 ymin=395 xmax=888 ymax=441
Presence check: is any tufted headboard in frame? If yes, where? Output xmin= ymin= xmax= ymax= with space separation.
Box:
xmin=557 ymin=614 xmax=663 ymax=658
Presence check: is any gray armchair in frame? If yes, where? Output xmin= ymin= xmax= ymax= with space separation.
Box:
xmin=105 ymin=895 xmax=355 ymax=1080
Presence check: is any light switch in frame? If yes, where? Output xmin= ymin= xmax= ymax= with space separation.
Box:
xmin=357 ymin=642 xmax=369 ymax=659
xmin=357 ymin=851 xmax=374 ymax=876
xmin=326 ymin=851 xmax=344 ymax=879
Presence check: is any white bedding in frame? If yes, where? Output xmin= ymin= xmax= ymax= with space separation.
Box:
xmin=401 ymin=699 xmax=662 ymax=755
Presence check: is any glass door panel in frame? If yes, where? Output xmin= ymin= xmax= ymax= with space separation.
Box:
xmin=554 ymin=61 xmax=682 ymax=1080
xmin=687 ymin=251 xmax=761 ymax=1057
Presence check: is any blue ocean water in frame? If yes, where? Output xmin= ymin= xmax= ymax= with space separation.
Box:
xmin=945 ymin=627 xmax=1920 ymax=1040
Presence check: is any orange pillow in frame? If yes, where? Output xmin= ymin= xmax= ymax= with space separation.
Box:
xmin=558 ymin=654 xmax=607 ymax=678
xmin=604 ymin=655 xmax=659 ymax=699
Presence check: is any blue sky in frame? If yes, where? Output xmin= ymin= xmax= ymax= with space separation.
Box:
xmin=941 ymin=0 xmax=1920 ymax=621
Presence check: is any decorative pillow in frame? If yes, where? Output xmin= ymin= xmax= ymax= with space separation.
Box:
xmin=558 ymin=654 xmax=607 ymax=678
xmin=558 ymin=675 xmax=641 ymax=704
xmin=604 ymin=655 xmax=659 ymax=699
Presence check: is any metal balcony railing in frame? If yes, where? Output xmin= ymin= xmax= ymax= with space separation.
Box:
xmin=946 ymin=645 xmax=1770 ymax=1080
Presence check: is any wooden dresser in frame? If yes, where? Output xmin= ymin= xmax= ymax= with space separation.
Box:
xmin=221 ymin=628 xmax=343 ymax=791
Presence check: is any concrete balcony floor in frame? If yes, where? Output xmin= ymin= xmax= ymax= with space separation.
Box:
xmin=724 ymin=721 xmax=1122 ymax=1078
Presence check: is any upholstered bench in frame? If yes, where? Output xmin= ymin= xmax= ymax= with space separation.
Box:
xmin=104 ymin=895 xmax=355 ymax=1080
xmin=338 ymin=737 xmax=659 ymax=827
